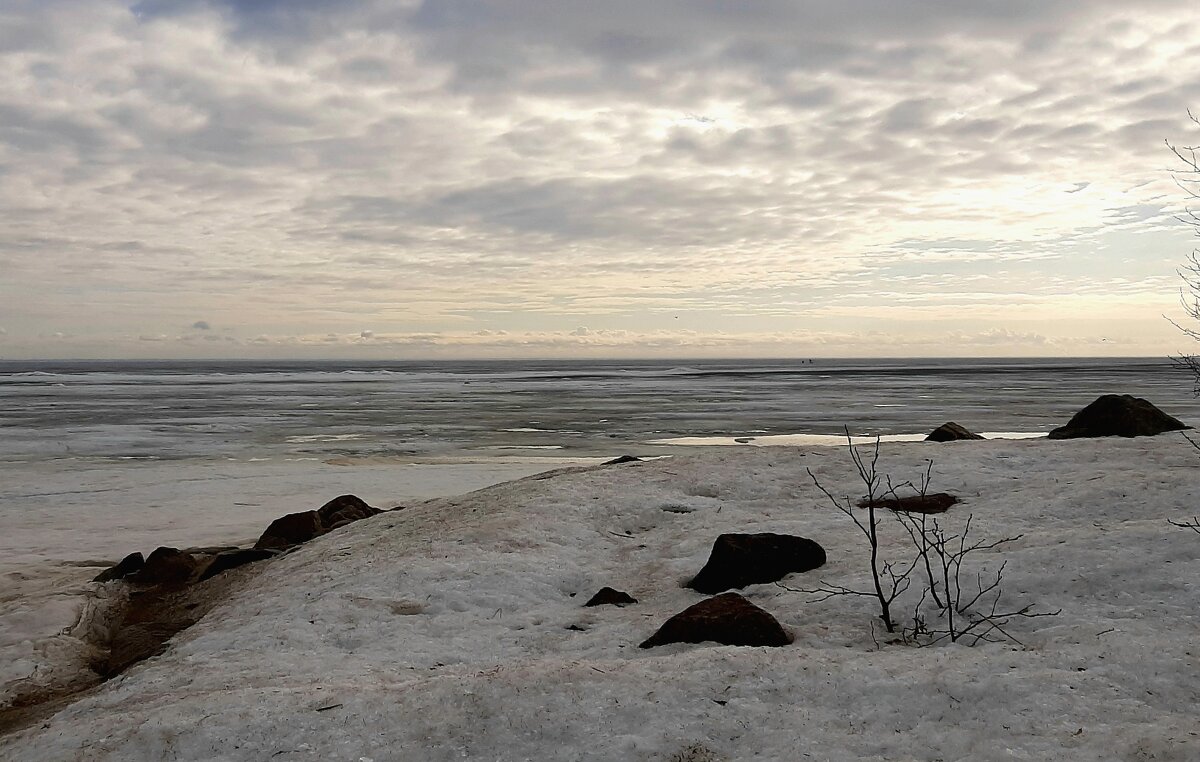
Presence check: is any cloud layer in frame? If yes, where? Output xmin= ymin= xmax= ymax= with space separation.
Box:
xmin=2 ymin=1 xmax=1199 ymax=358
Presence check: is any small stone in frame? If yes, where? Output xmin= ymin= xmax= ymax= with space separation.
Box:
xmin=584 ymin=587 xmax=637 ymax=607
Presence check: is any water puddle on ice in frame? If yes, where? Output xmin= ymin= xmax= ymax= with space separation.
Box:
xmin=284 ymin=434 xmax=366 ymax=443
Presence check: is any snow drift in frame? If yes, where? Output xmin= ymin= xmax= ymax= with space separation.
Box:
xmin=2 ymin=436 xmax=1199 ymax=761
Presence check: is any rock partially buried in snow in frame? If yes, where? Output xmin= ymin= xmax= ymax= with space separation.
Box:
xmin=93 ymin=551 xmax=144 ymax=582
xmin=1048 ymin=394 xmax=1188 ymax=439
xmin=603 ymin=455 xmax=641 ymax=465
xmin=198 ymin=548 xmax=278 ymax=581
xmin=640 ymin=592 xmax=792 ymax=648
xmin=687 ymin=533 xmax=826 ymax=594
xmin=860 ymin=493 xmax=959 ymax=514
xmin=583 ymin=587 xmax=637 ymax=607
xmin=926 ymin=422 xmax=985 ymax=442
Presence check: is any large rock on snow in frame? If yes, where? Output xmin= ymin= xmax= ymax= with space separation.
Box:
xmin=687 ymin=533 xmax=826 ymax=594
xmin=255 ymin=495 xmax=381 ymax=550
xmin=130 ymin=547 xmax=204 ymax=587
xmin=254 ymin=511 xmax=324 ymax=550
xmin=316 ymin=494 xmax=381 ymax=528
xmin=1048 ymin=394 xmax=1188 ymax=439
xmin=640 ymin=593 xmax=792 ymax=648
xmin=93 ymin=551 xmax=145 ymax=582
xmin=926 ymin=422 xmax=985 ymax=442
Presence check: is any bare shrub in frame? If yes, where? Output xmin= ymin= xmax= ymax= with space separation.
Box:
xmin=788 ymin=433 xmax=1058 ymax=646
xmin=793 ymin=433 xmax=918 ymax=633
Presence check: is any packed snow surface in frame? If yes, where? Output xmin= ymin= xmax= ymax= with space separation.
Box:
xmin=3 ymin=437 xmax=1199 ymax=760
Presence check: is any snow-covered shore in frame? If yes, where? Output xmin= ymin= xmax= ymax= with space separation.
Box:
xmin=0 ymin=457 xmax=584 ymax=708
xmin=3 ymin=436 xmax=1199 ymax=760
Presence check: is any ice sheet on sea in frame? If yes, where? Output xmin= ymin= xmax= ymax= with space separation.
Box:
xmin=649 ymin=432 xmax=1045 ymax=446
xmin=3 ymin=436 xmax=1199 ymax=760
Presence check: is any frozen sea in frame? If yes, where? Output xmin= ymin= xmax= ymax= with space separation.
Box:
xmin=2 ymin=356 xmax=1198 ymax=570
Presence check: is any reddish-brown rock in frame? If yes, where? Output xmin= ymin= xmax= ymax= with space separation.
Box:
xmin=860 ymin=493 xmax=959 ymax=514
xmin=640 ymin=593 xmax=792 ymax=649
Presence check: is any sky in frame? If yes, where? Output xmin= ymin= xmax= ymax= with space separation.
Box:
xmin=2 ymin=1 xmax=1200 ymax=359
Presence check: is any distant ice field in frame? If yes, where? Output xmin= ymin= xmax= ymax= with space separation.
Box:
xmin=3 ymin=357 xmax=1195 ymax=463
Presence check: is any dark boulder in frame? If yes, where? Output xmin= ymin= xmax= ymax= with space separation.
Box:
xmin=860 ymin=493 xmax=959 ymax=514
xmin=131 ymin=547 xmax=201 ymax=587
xmin=255 ymin=495 xmax=381 ymax=551
xmin=584 ymin=587 xmax=638 ymax=607
xmin=1048 ymin=395 xmax=1189 ymax=439
xmin=640 ymin=593 xmax=792 ymax=649
xmin=93 ymin=552 xmax=144 ymax=583
xmin=687 ymin=533 xmax=826 ymax=594
xmin=926 ymin=422 xmax=985 ymax=442
xmin=198 ymin=548 xmax=278 ymax=581
xmin=254 ymin=511 xmax=323 ymax=550
xmin=316 ymin=494 xmax=380 ymax=527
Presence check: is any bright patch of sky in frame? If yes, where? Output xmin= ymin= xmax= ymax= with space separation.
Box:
xmin=2 ymin=0 xmax=1200 ymax=358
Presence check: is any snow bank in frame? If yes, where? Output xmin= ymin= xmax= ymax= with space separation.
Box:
xmin=3 ymin=437 xmax=1199 ymax=760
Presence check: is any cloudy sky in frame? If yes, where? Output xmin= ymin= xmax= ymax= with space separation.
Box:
xmin=2 ymin=0 xmax=1200 ymax=359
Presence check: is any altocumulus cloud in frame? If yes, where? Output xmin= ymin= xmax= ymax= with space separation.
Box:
xmin=1 ymin=0 xmax=1199 ymax=358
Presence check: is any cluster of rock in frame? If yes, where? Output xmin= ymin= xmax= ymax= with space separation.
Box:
xmin=585 ymin=532 xmax=829 ymax=650
xmin=93 ymin=495 xmax=384 ymax=586
xmin=924 ymin=394 xmax=1188 ymax=443
xmin=89 ymin=494 xmax=387 ymax=676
